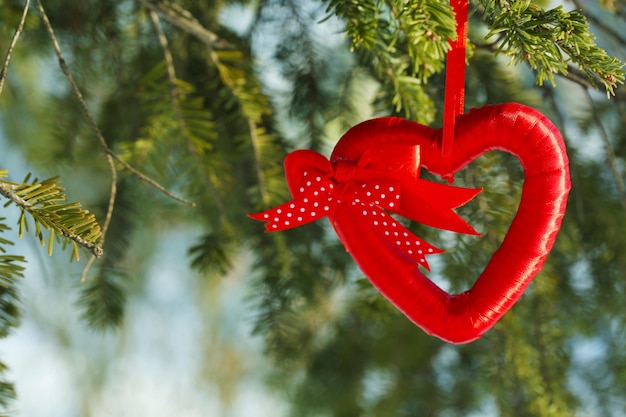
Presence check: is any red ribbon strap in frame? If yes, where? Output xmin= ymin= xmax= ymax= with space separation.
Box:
xmin=442 ymin=0 xmax=469 ymax=180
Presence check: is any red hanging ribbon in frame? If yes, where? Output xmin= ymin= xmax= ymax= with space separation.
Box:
xmin=442 ymin=0 xmax=469 ymax=181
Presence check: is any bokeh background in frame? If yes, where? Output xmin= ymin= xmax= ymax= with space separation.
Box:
xmin=1 ymin=0 xmax=625 ymax=416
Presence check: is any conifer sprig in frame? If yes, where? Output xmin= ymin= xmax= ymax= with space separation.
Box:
xmin=324 ymin=0 xmax=453 ymax=122
xmin=325 ymin=0 xmax=624 ymax=113
xmin=0 ymin=172 xmax=103 ymax=260
xmin=0 ymin=219 xmax=26 ymax=288
xmin=478 ymin=1 xmax=624 ymax=95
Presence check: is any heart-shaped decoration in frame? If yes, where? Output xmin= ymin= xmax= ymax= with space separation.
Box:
xmin=250 ymin=103 xmax=570 ymax=344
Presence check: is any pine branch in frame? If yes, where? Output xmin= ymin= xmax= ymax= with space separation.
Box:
xmin=387 ymin=0 xmax=456 ymax=82
xmin=79 ymin=181 xmax=135 ymax=329
xmin=0 ymin=191 xmax=23 ymax=416
xmin=0 ymin=219 xmax=25 ymax=415
xmin=136 ymin=0 xmax=232 ymax=50
xmin=34 ymin=0 xmax=194 ymax=210
xmin=475 ymin=40 xmax=598 ymax=90
xmin=0 ymin=0 xmax=30 ymax=97
xmin=79 ymin=268 xmax=126 ymax=329
xmin=188 ymin=231 xmax=234 ymax=275
xmin=124 ymin=60 xmax=229 ymax=217
xmin=328 ymin=0 xmax=623 ymax=114
xmin=206 ymin=49 xmax=283 ymax=209
xmin=138 ymin=0 xmax=279 ymax=209
xmin=571 ymin=0 xmax=626 ymax=46
xmin=584 ymin=89 xmax=626 ymax=210
xmin=266 ymin=0 xmax=329 ymax=151
xmin=147 ymin=10 xmax=225 ymax=218
xmin=0 ymin=173 xmax=103 ymax=259
xmin=0 ymin=219 xmax=26 ymax=288
xmin=324 ymin=0 xmax=447 ymax=122
xmin=248 ymin=119 xmax=271 ymax=205
xmin=477 ymin=0 xmax=625 ymax=95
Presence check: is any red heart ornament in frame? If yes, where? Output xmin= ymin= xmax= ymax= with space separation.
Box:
xmin=251 ymin=103 xmax=570 ymax=344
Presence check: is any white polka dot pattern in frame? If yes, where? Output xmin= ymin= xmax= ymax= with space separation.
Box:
xmin=352 ymin=201 xmax=443 ymax=270
xmin=354 ymin=181 xmax=401 ymax=211
xmin=256 ymin=172 xmax=338 ymax=231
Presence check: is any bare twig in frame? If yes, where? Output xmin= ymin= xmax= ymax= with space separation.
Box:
xmin=0 ymin=0 xmax=31 ymax=97
xmin=35 ymin=0 xmax=118 ymax=267
xmin=80 ymin=254 xmax=97 ymax=282
xmin=148 ymin=10 xmax=184 ymax=120
xmin=0 ymin=182 xmax=29 ymax=207
xmin=137 ymin=0 xmax=231 ymax=50
xmin=81 ymin=158 xmax=117 ymax=281
xmin=34 ymin=0 xmax=195 ymax=210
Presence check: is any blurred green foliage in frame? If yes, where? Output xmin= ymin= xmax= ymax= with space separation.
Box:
xmin=0 ymin=0 xmax=625 ymax=415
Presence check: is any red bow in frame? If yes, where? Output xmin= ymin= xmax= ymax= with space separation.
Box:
xmin=249 ymin=143 xmax=481 ymax=271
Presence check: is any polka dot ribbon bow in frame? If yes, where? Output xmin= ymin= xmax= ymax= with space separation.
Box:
xmin=249 ymin=143 xmax=481 ymax=271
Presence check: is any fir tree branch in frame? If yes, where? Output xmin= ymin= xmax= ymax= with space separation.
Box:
xmin=248 ymin=119 xmax=270 ymax=206
xmin=570 ymin=0 xmax=626 ymax=46
xmin=0 ymin=176 xmax=103 ymax=258
xmin=147 ymin=9 xmax=225 ymax=218
xmin=140 ymin=0 xmax=279 ymax=209
xmin=541 ymin=86 xmax=587 ymax=223
xmin=0 ymin=218 xmax=26 ymax=287
xmin=324 ymin=0 xmax=440 ymax=122
xmin=476 ymin=0 xmax=625 ymax=95
xmin=0 ymin=183 xmax=28 ymax=209
xmin=584 ymin=89 xmax=626 ymax=210
xmin=137 ymin=0 xmax=232 ymax=50
xmin=0 ymin=0 xmax=30 ymax=98
xmin=475 ymin=41 xmax=598 ymax=90
xmin=274 ymin=0 xmax=328 ymax=151
xmin=0 ymin=218 xmax=21 ymax=411
xmin=386 ymin=0 xmax=456 ymax=82
xmin=34 ymin=0 xmax=195 ymax=210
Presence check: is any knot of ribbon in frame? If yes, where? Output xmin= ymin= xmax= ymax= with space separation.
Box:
xmin=249 ymin=143 xmax=481 ymax=271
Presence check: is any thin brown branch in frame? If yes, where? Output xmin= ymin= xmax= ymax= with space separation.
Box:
xmin=81 ymin=153 xmax=118 ymax=281
xmin=0 ymin=0 xmax=31 ymax=97
xmin=34 ymin=0 xmax=195 ymax=209
xmin=0 ymin=182 xmax=29 ymax=208
xmin=137 ymin=0 xmax=231 ymax=50
xmin=80 ymin=255 xmax=97 ymax=282
xmin=35 ymin=0 xmax=118 ymax=266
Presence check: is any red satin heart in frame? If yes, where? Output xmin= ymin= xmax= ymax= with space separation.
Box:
xmin=251 ymin=102 xmax=570 ymax=344
xmin=331 ymin=103 xmax=570 ymax=343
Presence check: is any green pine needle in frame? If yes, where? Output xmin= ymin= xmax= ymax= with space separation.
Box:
xmin=0 ymin=172 xmax=103 ymax=260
